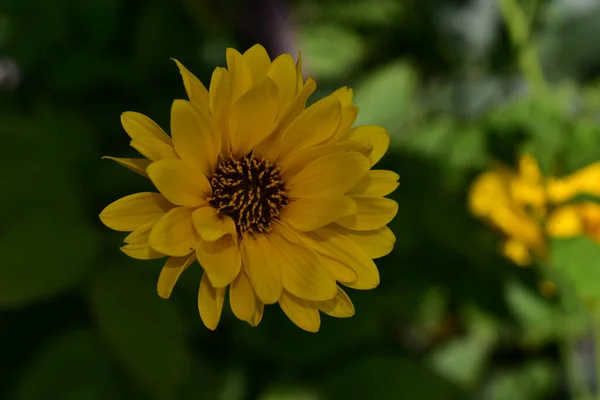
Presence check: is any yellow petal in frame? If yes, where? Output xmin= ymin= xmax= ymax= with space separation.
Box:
xmin=242 ymin=44 xmax=271 ymax=83
xmin=501 ymin=238 xmax=532 ymax=267
xmin=546 ymin=206 xmax=584 ymax=238
xmin=123 ymin=221 xmax=155 ymax=244
xmin=286 ymin=152 xmax=370 ymax=199
xmin=280 ymin=140 xmax=372 ymax=178
xmin=278 ymin=96 xmax=342 ymax=158
xmin=295 ymin=52 xmax=304 ymax=92
xmin=209 ymin=67 xmax=232 ymax=153
xmin=330 ymin=106 xmax=358 ymax=142
xmin=345 ymin=125 xmax=390 ymax=166
xmin=348 ymin=170 xmax=400 ymax=197
xmin=229 ymin=77 xmax=278 ymax=156
xmin=336 ymin=197 xmax=398 ymax=231
xmin=149 ymin=207 xmax=197 ymax=256
xmin=172 ymin=59 xmax=209 ymax=111
xmin=121 ymin=112 xmax=172 ymax=145
xmin=130 ymin=137 xmax=178 ymax=161
xmin=242 ymin=235 xmax=282 ymax=304
xmin=331 ymin=87 xmax=353 ymax=107
xmin=322 ymin=256 xmax=357 ymax=283
xmin=279 ymin=290 xmax=320 ymax=333
xmin=274 ymin=77 xmax=317 ymax=135
xmin=170 ymin=99 xmax=221 ymax=176
xmin=229 ymin=272 xmax=256 ymax=322
xmin=226 ymin=48 xmax=253 ymax=103
xmin=249 ymin=299 xmax=264 ymax=327
xmin=196 ymin=235 xmax=241 ymax=287
xmin=330 ymin=225 xmax=395 ymax=259
xmin=306 ymin=227 xmax=380 ymax=290
xmin=191 ymin=206 xmax=237 ymax=242
xmin=147 ymin=158 xmax=211 ymax=207
xmin=157 ymin=254 xmax=196 ymax=299
xmin=102 ymin=157 xmax=150 ymax=178
xmin=317 ymin=286 xmax=355 ymax=318
xmin=120 ymin=242 xmax=164 ymax=260
xmin=198 ymin=272 xmax=226 ymax=330
xmin=268 ymin=232 xmax=337 ymax=301
xmin=267 ymin=53 xmax=297 ymax=115
xmin=281 ymin=196 xmax=357 ymax=231
xmin=99 ymin=192 xmax=173 ymax=232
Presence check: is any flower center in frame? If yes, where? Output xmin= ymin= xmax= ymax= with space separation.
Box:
xmin=208 ymin=155 xmax=288 ymax=235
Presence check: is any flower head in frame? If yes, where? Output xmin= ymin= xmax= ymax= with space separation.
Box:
xmin=99 ymin=44 xmax=399 ymax=332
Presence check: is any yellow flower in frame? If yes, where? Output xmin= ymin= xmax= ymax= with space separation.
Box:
xmin=468 ymin=156 xmax=546 ymax=266
xmin=99 ymin=44 xmax=399 ymax=332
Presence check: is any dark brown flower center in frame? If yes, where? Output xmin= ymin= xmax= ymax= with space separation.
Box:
xmin=208 ymin=155 xmax=288 ymax=235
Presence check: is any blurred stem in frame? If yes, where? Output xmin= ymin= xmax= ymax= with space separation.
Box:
xmin=498 ymin=0 xmax=547 ymax=93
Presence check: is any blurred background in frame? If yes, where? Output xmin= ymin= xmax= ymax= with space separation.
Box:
xmin=2 ymin=0 xmax=600 ymax=399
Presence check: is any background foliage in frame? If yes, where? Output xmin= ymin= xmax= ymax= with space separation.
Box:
xmin=2 ymin=0 xmax=600 ymax=399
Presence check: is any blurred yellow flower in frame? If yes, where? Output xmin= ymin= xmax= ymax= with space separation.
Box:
xmin=99 ymin=44 xmax=399 ymax=332
xmin=469 ymin=155 xmax=600 ymax=267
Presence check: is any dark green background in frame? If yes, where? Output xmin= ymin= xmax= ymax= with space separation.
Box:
xmin=2 ymin=0 xmax=600 ymax=399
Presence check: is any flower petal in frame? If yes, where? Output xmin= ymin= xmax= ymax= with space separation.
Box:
xmin=170 ymin=99 xmax=221 ymax=176
xmin=286 ymin=152 xmax=370 ymax=199
xmin=120 ymin=242 xmax=164 ymax=260
xmin=191 ymin=206 xmax=237 ymax=242
xmin=295 ymin=52 xmax=304 ymax=92
xmin=147 ymin=158 xmax=211 ymax=207
xmin=198 ymin=272 xmax=226 ymax=330
xmin=278 ymin=96 xmax=342 ymax=158
xmin=149 ymin=207 xmax=197 ymax=256
xmin=306 ymin=227 xmax=380 ymax=290
xmin=157 ymin=254 xmax=196 ymax=299
xmin=546 ymin=205 xmax=584 ymax=238
xmin=102 ymin=157 xmax=150 ymax=178
xmin=249 ymin=299 xmax=264 ymax=327
xmin=331 ymin=106 xmax=358 ymax=142
xmin=123 ymin=221 xmax=155 ymax=244
xmin=242 ymin=235 xmax=282 ymax=304
xmin=348 ymin=170 xmax=400 ymax=197
xmin=130 ymin=137 xmax=178 ymax=161
xmin=226 ymin=48 xmax=253 ymax=103
xmin=336 ymin=197 xmax=398 ymax=231
xmin=330 ymin=225 xmax=396 ymax=259
xmin=268 ymin=232 xmax=337 ymax=301
xmin=196 ymin=235 xmax=241 ymax=287
xmin=345 ymin=125 xmax=390 ymax=166
xmin=209 ymin=68 xmax=232 ymax=152
xmin=317 ymin=286 xmax=355 ymax=318
xmin=267 ymin=54 xmax=297 ymax=115
xmin=229 ymin=77 xmax=278 ymax=157
xmin=121 ymin=112 xmax=172 ymax=145
xmin=279 ymin=290 xmax=320 ymax=333
xmin=172 ymin=59 xmax=209 ymax=111
xmin=229 ymin=272 xmax=256 ymax=322
xmin=275 ymin=77 xmax=317 ymax=135
xmin=281 ymin=196 xmax=357 ymax=231
xmin=99 ymin=192 xmax=173 ymax=232
xmin=243 ymin=44 xmax=271 ymax=83
xmin=331 ymin=87 xmax=353 ymax=107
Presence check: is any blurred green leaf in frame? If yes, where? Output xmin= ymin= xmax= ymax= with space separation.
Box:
xmin=89 ymin=264 xmax=192 ymax=399
xmin=13 ymin=329 xmax=121 ymax=400
xmin=550 ymin=237 xmax=600 ymax=305
xmin=429 ymin=306 xmax=497 ymax=388
xmin=320 ymin=356 xmax=459 ymax=400
xmin=300 ymin=25 xmax=365 ymax=80
xmin=478 ymin=360 xmax=557 ymax=400
xmin=353 ymin=61 xmax=417 ymax=133
xmin=259 ymin=384 xmax=322 ymax=400
xmin=0 ymin=207 xmax=98 ymax=308
xmin=563 ymin=120 xmax=600 ymax=173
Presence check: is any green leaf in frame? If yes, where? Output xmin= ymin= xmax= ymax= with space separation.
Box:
xmin=563 ymin=120 xmax=600 ymax=173
xmin=13 ymin=329 xmax=121 ymax=400
xmin=299 ymin=25 xmax=366 ymax=80
xmin=550 ymin=237 xmax=600 ymax=305
xmin=259 ymin=384 xmax=322 ymax=400
xmin=478 ymin=360 xmax=557 ymax=400
xmin=353 ymin=61 xmax=417 ymax=134
xmin=89 ymin=264 xmax=192 ymax=399
xmin=428 ymin=306 xmax=497 ymax=388
xmin=320 ymin=356 xmax=459 ymax=399
xmin=0 ymin=208 xmax=98 ymax=308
